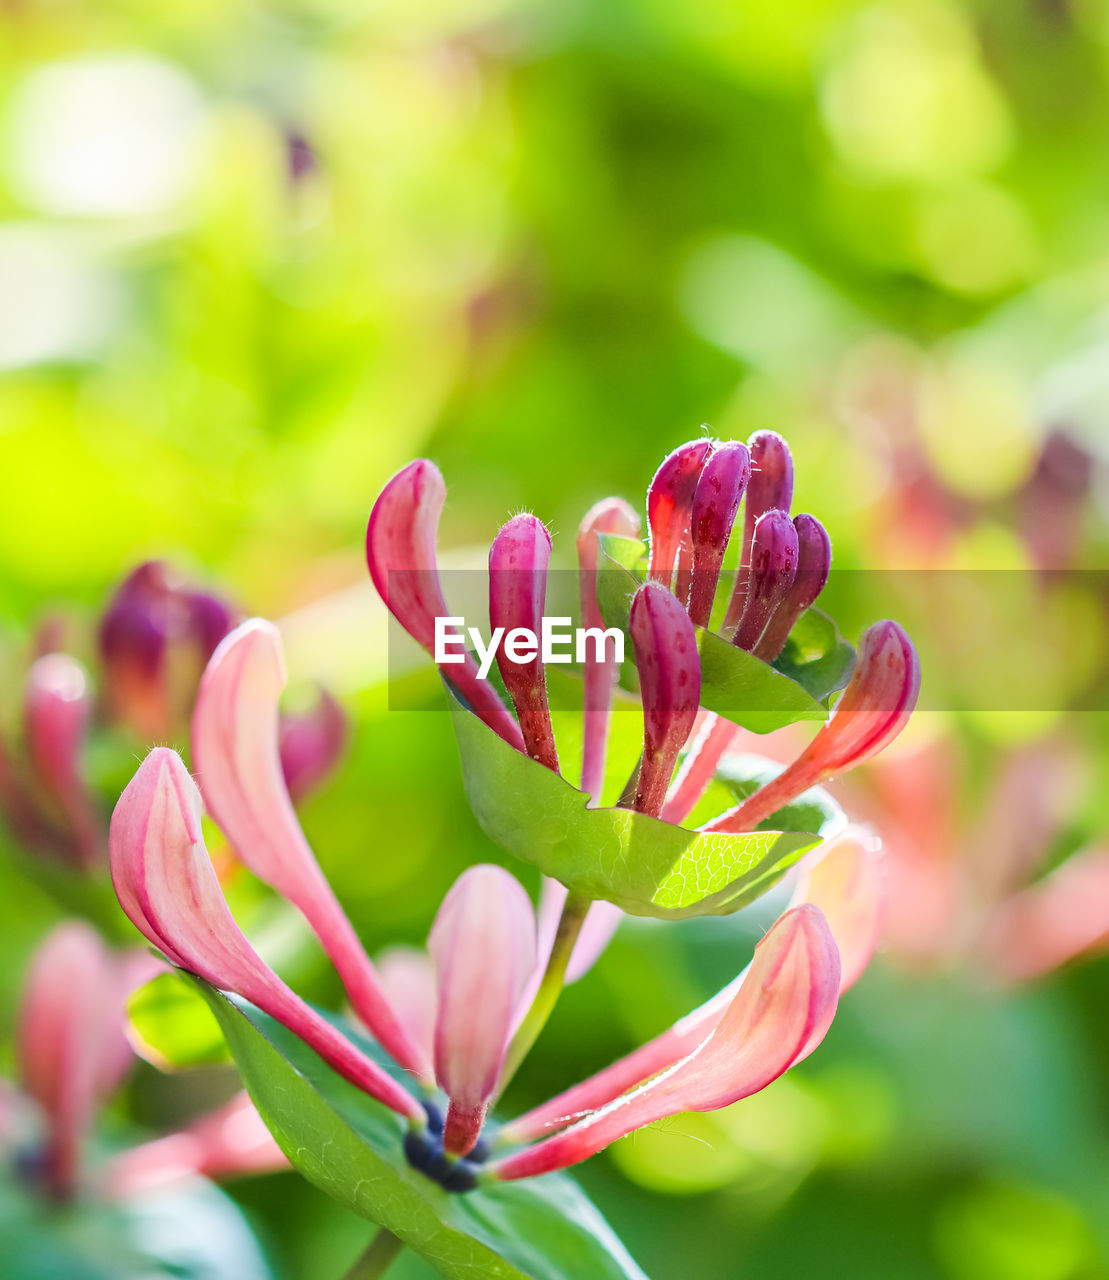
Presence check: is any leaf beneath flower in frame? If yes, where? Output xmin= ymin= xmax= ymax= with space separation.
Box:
xmin=188 ymin=977 xmax=647 ymax=1280
xmin=447 ymin=691 xmax=820 ymax=918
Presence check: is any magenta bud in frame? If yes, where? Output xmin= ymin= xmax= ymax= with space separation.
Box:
xmin=489 ymin=514 xmax=559 ymax=772
xmin=367 ymin=461 xmax=524 ymax=751
xmin=646 ymin=438 xmax=713 ymax=588
xmin=429 ymin=865 xmax=536 ymax=1155
xmin=731 ymin=510 xmax=798 ymax=652
xmin=99 ymin=561 xmax=236 ymax=740
xmin=753 ymin=514 xmax=832 ymax=661
xmin=278 ymin=687 xmax=348 ymax=803
xmin=703 ymin=621 xmax=921 ymax=834
xmin=629 ymin=582 xmax=701 ymax=817
xmin=723 ymin=431 xmax=795 ymax=632
xmin=688 ymin=441 xmax=751 ymax=627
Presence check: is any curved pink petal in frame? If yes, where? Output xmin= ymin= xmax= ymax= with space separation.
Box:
xmin=366 ymin=460 xmax=524 ymax=750
xmin=492 ymin=905 xmax=839 ymax=1179
xmin=504 ymin=861 xmax=872 ymax=1144
xmin=723 ymin=430 xmax=795 ymax=632
xmin=192 ymin=619 xmax=431 ymax=1082
xmin=110 ymin=748 xmax=423 ymax=1122
xmin=703 ymin=620 xmax=920 ymax=833
xmin=429 ymin=865 xmax=536 ymax=1154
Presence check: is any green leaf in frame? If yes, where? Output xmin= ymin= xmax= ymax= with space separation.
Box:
xmin=188 ymin=978 xmax=647 ymax=1280
xmin=771 ymin=607 xmax=856 ymax=703
xmin=128 ymin=971 xmax=231 ymax=1069
xmin=697 ymin=629 xmax=830 ymax=734
xmin=447 ymin=692 xmax=819 ymax=918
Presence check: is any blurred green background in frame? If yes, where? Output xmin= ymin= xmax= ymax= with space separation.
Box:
xmin=2 ymin=0 xmax=1109 ymax=1277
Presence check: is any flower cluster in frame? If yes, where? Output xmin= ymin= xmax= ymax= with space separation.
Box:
xmin=108 ymin=433 xmax=919 ymax=1195
xmin=0 ymin=561 xmax=346 ymax=872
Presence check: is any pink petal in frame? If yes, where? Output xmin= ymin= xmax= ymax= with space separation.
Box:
xmin=366 ymin=460 xmax=524 ymax=750
xmin=192 ymin=619 xmax=431 ymax=1081
xmin=790 ymin=825 xmax=885 ymax=993
xmin=374 ymin=946 xmax=438 ymax=1068
xmin=17 ymin=922 xmax=117 ymax=1196
xmin=753 ymin=514 xmax=832 ymax=661
xmin=492 ymin=904 xmax=840 ymax=1179
xmin=110 ymin=748 xmax=423 ymax=1121
xmin=429 ymin=865 xmax=537 ymax=1154
xmin=107 ymin=1092 xmax=287 ymax=1197
xmin=703 ymin=620 xmax=920 ymax=833
xmin=731 ymin=510 xmax=798 ymax=652
xmin=980 ymin=845 xmax=1109 ymax=983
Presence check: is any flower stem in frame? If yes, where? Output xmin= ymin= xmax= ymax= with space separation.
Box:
xmin=499 ymin=892 xmax=591 ymax=1092
xmin=342 ymin=1229 xmax=404 ymax=1280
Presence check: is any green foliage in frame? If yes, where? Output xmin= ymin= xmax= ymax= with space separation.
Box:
xmin=190 ymin=978 xmax=647 ymax=1280
xmin=447 ymin=691 xmax=820 ymax=917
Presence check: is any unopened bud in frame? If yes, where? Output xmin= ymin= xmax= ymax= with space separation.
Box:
xmin=489 ymin=515 xmax=559 ymax=771
xmin=646 ymin=439 xmax=713 ymax=588
xmin=629 ymin=582 xmax=701 ymax=817
xmin=731 ymin=510 xmax=798 ymax=652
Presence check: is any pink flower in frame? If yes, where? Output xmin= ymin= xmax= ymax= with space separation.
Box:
xmin=277 ymin=686 xmax=348 ymax=803
xmin=192 ymin=620 xmax=432 ymax=1081
xmin=704 ymin=620 xmax=921 ymax=834
xmin=110 ymin=747 xmax=424 ymax=1123
xmin=503 ymin=827 xmax=883 ymax=1144
xmin=107 ymin=1092 xmax=287 ymax=1197
xmin=429 ymin=865 xmax=537 ymax=1155
xmin=688 ymin=441 xmax=750 ymax=626
xmin=16 ymin=923 xmax=155 ymax=1199
xmin=367 ymin=460 xmax=525 ymax=751
xmin=490 ymin=904 xmax=839 ymax=1180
